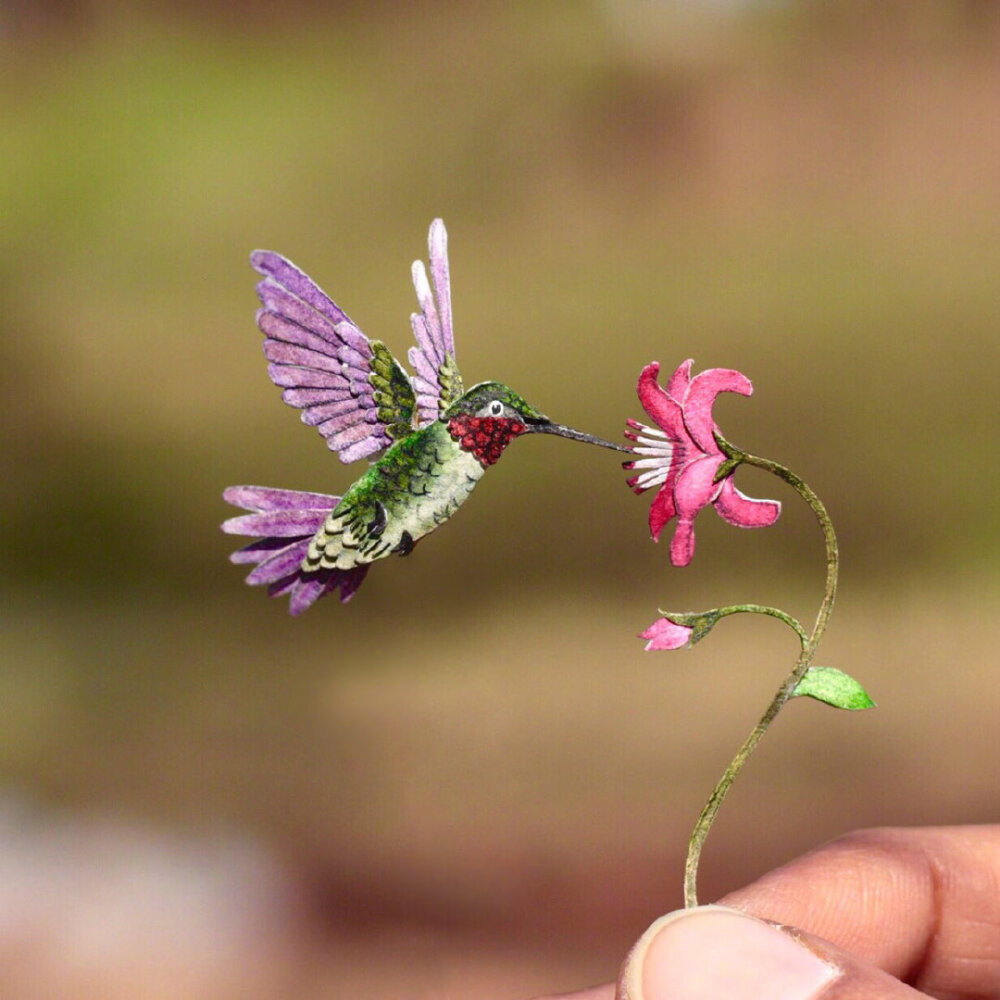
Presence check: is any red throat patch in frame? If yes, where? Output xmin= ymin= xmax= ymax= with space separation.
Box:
xmin=447 ymin=415 xmax=527 ymax=467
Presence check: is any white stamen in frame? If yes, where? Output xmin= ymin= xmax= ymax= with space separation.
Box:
xmin=632 ymin=423 xmax=668 ymax=439
xmin=635 ymin=468 xmax=668 ymax=489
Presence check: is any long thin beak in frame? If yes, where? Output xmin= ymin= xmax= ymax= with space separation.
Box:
xmin=529 ymin=420 xmax=630 ymax=453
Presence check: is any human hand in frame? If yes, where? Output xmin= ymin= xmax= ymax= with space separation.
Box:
xmin=533 ymin=825 xmax=1000 ymax=1000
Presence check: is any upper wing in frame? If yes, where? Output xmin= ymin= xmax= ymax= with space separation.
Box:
xmin=251 ymin=250 xmax=415 ymax=464
xmin=407 ymin=219 xmax=465 ymax=427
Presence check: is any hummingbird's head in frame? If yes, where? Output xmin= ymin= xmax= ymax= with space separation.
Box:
xmin=443 ymin=382 xmax=627 ymax=467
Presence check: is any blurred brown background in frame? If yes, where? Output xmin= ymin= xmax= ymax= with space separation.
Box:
xmin=2 ymin=1 xmax=999 ymax=996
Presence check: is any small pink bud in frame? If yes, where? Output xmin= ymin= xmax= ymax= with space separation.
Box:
xmin=640 ymin=617 xmax=694 ymax=651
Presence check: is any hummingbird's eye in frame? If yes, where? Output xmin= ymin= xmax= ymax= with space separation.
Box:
xmin=488 ymin=400 xmax=504 ymax=417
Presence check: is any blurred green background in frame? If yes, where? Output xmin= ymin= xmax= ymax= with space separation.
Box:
xmin=3 ymin=1 xmax=999 ymax=996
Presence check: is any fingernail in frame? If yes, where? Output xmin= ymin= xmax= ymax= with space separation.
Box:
xmin=618 ymin=905 xmax=839 ymax=1000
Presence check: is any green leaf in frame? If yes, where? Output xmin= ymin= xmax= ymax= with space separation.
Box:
xmin=792 ymin=667 xmax=876 ymax=711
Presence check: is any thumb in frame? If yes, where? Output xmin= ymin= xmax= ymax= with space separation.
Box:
xmin=617 ymin=905 xmax=928 ymax=1000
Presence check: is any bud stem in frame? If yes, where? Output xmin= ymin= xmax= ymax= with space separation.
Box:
xmin=716 ymin=605 xmax=808 ymax=647
xmin=683 ymin=436 xmax=839 ymax=908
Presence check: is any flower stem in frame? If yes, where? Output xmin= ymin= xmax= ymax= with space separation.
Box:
xmin=714 ymin=605 xmax=808 ymax=648
xmin=683 ymin=439 xmax=839 ymax=908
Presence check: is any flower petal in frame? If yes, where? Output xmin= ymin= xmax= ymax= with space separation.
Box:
xmin=713 ymin=478 xmax=782 ymax=528
xmin=672 ymin=454 xmax=723 ymax=520
xmin=636 ymin=362 xmax=688 ymax=440
xmin=682 ymin=367 xmax=754 ymax=453
xmin=648 ymin=483 xmax=676 ymax=542
xmin=666 ymin=358 xmax=693 ymax=400
xmin=668 ymin=455 xmax=723 ymax=566
xmin=640 ymin=617 xmax=693 ymax=651
xmin=669 ymin=520 xmax=696 ymax=567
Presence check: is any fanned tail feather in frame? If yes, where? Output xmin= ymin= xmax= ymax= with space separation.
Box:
xmin=222 ymin=486 xmax=369 ymax=614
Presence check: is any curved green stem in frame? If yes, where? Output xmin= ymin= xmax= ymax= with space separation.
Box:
xmin=714 ymin=604 xmax=808 ymax=648
xmin=683 ymin=437 xmax=839 ymax=908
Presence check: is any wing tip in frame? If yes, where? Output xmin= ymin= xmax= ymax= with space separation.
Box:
xmin=429 ymin=218 xmax=447 ymax=247
xmin=249 ymin=249 xmax=283 ymax=274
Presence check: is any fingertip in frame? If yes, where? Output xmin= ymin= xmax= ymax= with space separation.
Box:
xmin=617 ymin=906 xmax=840 ymax=1000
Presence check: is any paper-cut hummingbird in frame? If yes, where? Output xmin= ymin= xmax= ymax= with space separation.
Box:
xmin=223 ymin=219 xmax=626 ymax=614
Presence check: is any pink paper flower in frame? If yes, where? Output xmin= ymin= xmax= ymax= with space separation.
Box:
xmin=639 ymin=617 xmax=694 ymax=651
xmin=625 ymin=360 xmax=781 ymax=566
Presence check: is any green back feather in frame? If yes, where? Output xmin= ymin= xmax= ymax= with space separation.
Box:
xmin=369 ymin=341 xmax=416 ymax=441
xmin=437 ymin=352 xmax=464 ymax=412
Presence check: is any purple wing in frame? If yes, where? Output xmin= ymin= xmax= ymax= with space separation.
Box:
xmin=408 ymin=219 xmax=464 ymax=427
xmin=251 ymin=250 xmax=392 ymax=464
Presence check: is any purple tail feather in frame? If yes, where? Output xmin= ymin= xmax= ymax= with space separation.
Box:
xmin=222 ymin=485 xmax=369 ymax=615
